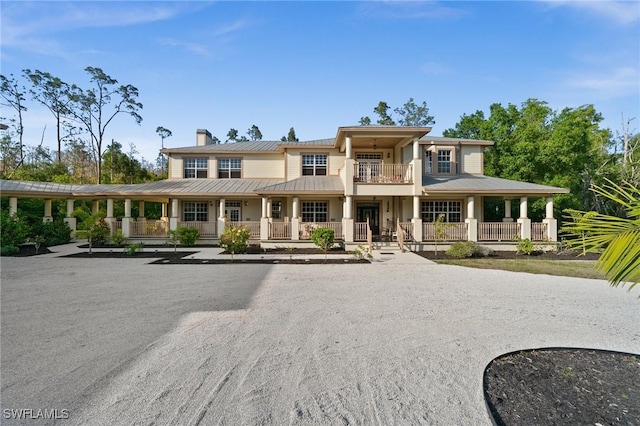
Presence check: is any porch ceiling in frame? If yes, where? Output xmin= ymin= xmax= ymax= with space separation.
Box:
xmin=334 ymin=126 xmax=432 ymax=151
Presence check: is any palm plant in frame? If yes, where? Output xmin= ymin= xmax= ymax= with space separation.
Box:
xmin=562 ymin=179 xmax=640 ymax=292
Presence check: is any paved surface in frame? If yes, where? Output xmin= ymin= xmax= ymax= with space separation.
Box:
xmin=1 ymin=243 xmax=638 ymax=425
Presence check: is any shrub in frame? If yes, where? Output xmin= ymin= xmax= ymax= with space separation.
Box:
xmin=112 ymin=230 xmax=126 ymax=246
xmin=31 ymin=220 xmax=72 ymax=246
xmin=125 ymin=242 xmax=144 ymax=255
xmin=28 ymin=235 xmax=46 ymax=254
xmin=446 ymin=241 xmax=483 ymax=258
xmin=311 ymin=227 xmax=335 ymax=259
xmin=220 ymin=225 xmax=251 ymax=260
xmin=175 ymin=226 xmax=200 ymax=246
xmin=516 ymin=237 xmax=535 ymax=255
xmin=352 ymin=244 xmax=372 ymax=260
xmin=89 ymin=218 xmax=111 ymax=246
xmin=0 ymin=245 xmax=20 ymax=256
xmin=0 ymin=211 xmax=29 ymax=249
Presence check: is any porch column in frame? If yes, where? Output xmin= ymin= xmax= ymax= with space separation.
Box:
xmin=411 ymin=195 xmax=422 ymax=242
xmin=343 ymin=196 xmax=354 ymax=243
xmin=267 ymin=199 xmax=272 ymax=219
xmin=92 ymin=200 xmax=100 ymax=215
xmin=122 ymin=199 xmax=132 ymax=237
xmin=465 ymin=196 xmax=478 ymax=242
xmin=161 ymin=202 xmax=168 ymax=221
xmin=260 ymin=197 xmax=269 ymax=240
xmin=503 ymin=199 xmax=513 ymax=222
xmin=170 ymin=198 xmax=179 ymax=231
xmin=218 ymin=198 xmax=226 ymax=233
xmin=64 ymin=199 xmax=76 ymax=233
xmin=43 ymin=199 xmax=53 ymax=223
xmin=138 ymin=200 xmax=146 ymax=236
xmin=412 ymin=137 xmax=420 ymax=159
xmin=9 ymin=197 xmax=17 ymax=216
xmin=105 ymin=199 xmax=115 ymax=235
xmin=543 ymin=196 xmax=557 ymax=242
xmin=517 ymin=196 xmax=531 ymax=239
xmin=291 ymin=196 xmax=300 ymax=240
xmin=345 ymin=135 xmax=352 ymax=159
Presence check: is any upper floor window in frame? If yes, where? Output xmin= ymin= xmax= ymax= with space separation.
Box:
xmin=218 ymin=158 xmax=241 ymax=179
xmin=184 ymin=158 xmax=208 ymax=178
xmin=183 ymin=202 xmax=207 ymax=221
xmin=424 ymin=150 xmax=433 ymax=174
xmin=437 ymin=150 xmax=452 ymax=174
xmin=302 ymin=154 xmax=327 ymax=176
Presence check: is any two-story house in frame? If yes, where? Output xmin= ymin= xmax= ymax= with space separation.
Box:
xmin=0 ymin=125 xmax=568 ymax=249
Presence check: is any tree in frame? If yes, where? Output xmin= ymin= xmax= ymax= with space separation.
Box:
xmin=226 ymin=128 xmax=238 ymax=143
xmin=359 ymin=116 xmax=372 ymax=126
xmin=67 ymin=67 xmax=143 ymax=183
xmin=562 ymin=179 xmax=639 ymax=292
xmin=311 ymin=227 xmax=335 ymax=260
xmin=156 ymin=126 xmax=171 ymax=176
xmin=211 ymin=136 xmax=221 ymax=144
xmin=394 ymin=98 xmax=435 ymax=127
xmin=374 ymin=101 xmax=395 ymax=125
xmin=24 ymin=69 xmax=74 ymax=162
xmin=281 ymin=127 xmax=298 ymax=142
xmin=0 ymin=74 xmax=27 ymax=160
xmin=247 ymin=124 xmax=263 ymax=141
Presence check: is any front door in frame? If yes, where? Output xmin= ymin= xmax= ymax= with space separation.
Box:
xmin=225 ymin=201 xmax=241 ymax=222
xmin=356 ymin=203 xmax=380 ymax=236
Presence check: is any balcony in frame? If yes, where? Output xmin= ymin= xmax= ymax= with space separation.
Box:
xmin=353 ymin=163 xmax=412 ymax=184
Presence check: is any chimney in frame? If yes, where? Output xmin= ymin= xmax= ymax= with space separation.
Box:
xmin=196 ymin=129 xmax=212 ymax=146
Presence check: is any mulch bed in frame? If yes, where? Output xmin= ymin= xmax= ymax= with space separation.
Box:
xmin=6 ymin=244 xmax=53 ymax=257
xmin=63 ymin=251 xmax=198 ymax=260
xmin=149 ymin=258 xmax=369 ymax=265
xmin=418 ymin=250 xmax=600 ymax=261
xmin=484 ymin=348 xmax=640 ymax=425
xmin=239 ymin=246 xmax=349 ymax=255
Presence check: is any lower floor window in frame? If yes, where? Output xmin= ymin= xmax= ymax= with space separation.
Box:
xmin=271 ymin=201 xmax=282 ymax=219
xmin=302 ymin=201 xmax=327 ymax=222
xmin=184 ymin=202 xmax=208 ymax=221
xmin=421 ymin=201 xmax=461 ymax=223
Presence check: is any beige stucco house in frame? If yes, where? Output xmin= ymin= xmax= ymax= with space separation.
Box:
xmin=0 ymin=125 xmax=568 ymax=249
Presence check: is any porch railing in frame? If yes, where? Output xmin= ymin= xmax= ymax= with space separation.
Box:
xmin=300 ymin=222 xmax=343 ymax=240
xmin=399 ymin=222 xmax=413 ymax=240
xmin=354 ymin=222 xmax=368 ymax=242
xmin=130 ymin=220 xmax=168 ymax=237
xmin=113 ymin=220 xmax=122 ymax=233
xmin=269 ymin=222 xmax=291 ymax=240
xmin=353 ymin=163 xmax=413 ymax=183
xmin=478 ymin=222 xmax=520 ymax=241
xmin=234 ymin=221 xmax=261 ymax=239
xmin=422 ymin=222 xmax=467 ymax=241
xmin=531 ymin=222 xmax=548 ymax=241
xmin=177 ymin=221 xmax=217 ymax=238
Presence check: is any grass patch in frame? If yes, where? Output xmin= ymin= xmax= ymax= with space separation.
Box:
xmin=436 ymin=259 xmax=606 ymax=280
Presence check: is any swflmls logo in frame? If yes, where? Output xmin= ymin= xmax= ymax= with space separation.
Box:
xmin=3 ymin=408 xmax=69 ymax=420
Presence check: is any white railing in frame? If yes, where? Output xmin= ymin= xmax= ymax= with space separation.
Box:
xmin=299 ymin=222 xmax=343 ymax=240
xmin=422 ymin=222 xmax=467 ymax=241
xmin=354 ymin=222 xmax=368 ymax=242
xmin=235 ymin=221 xmax=261 ymax=239
xmin=130 ymin=220 xmax=168 ymax=237
xmin=399 ymin=222 xmax=413 ymax=240
xmin=479 ymin=222 xmax=520 ymax=241
xmin=177 ymin=221 xmax=217 ymax=238
xmin=353 ymin=163 xmax=413 ymax=183
xmin=531 ymin=222 xmax=548 ymax=241
xmin=269 ymin=222 xmax=291 ymax=239
xmin=113 ymin=220 xmax=122 ymax=233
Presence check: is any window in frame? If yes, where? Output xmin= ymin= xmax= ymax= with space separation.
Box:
xmin=421 ymin=201 xmax=461 ymax=223
xmin=301 ymin=201 xmax=327 ymax=222
xmin=302 ymin=154 xmax=327 ymax=176
xmin=424 ymin=150 xmax=433 ymax=174
xmin=183 ymin=202 xmax=208 ymax=221
xmin=437 ymin=150 xmax=451 ymax=174
xmin=271 ymin=201 xmax=282 ymax=219
xmin=184 ymin=158 xmax=208 ymax=178
xmin=218 ymin=158 xmax=241 ymax=179
xmin=225 ymin=201 xmax=241 ymax=222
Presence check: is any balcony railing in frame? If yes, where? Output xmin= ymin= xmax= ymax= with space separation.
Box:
xmin=479 ymin=222 xmax=520 ymax=242
xmin=300 ymin=222 xmax=343 ymax=240
xmin=177 ymin=221 xmax=217 ymax=238
xmin=130 ymin=220 xmax=168 ymax=237
xmin=353 ymin=163 xmax=413 ymax=183
xmin=531 ymin=222 xmax=548 ymax=241
xmin=422 ymin=222 xmax=467 ymax=241
xmin=269 ymin=222 xmax=291 ymax=240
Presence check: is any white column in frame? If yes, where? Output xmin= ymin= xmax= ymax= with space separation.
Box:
xmin=345 ymin=196 xmax=352 ymax=219
xmin=517 ymin=196 xmax=531 ymax=239
xmin=122 ymin=199 xmax=132 ymax=237
xmin=412 ymin=137 xmax=420 ymax=159
xmin=105 ymin=199 xmax=115 ymax=235
xmin=345 ymin=136 xmax=352 ymax=159
xmin=43 ymin=199 xmax=53 ymax=223
xmin=503 ymin=199 xmax=513 ymax=222
xmin=169 ymin=198 xmax=179 ymax=231
xmin=64 ymin=199 xmax=76 ymax=233
xmin=342 ymin=196 xmax=354 ymax=243
xmin=411 ymin=195 xmax=422 ymax=242
xmin=260 ymin=197 xmax=269 ymax=239
xmin=138 ymin=201 xmax=145 ymax=218
xmin=267 ymin=199 xmax=272 ymax=219
xmin=292 ymin=196 xmax=299 ymax=219
xmin=161 ymin=202 xmax=168 ymax=220
xmin=217 ymin=198 xmax=226 ymax=233
xmin=465 ymin=196 xmax=477 ymax=242
xmin=413 ymin=196 xmax=420 ymax=219
xmin=9 ymin=197 xmax=17 ymax=216
xmin=261 ymin=197 xmax=268 ymax=218
xmin=106 ymin=199 xmax=114 ymax=218
xmin=543 ymin=196 xmax=558 ymax=242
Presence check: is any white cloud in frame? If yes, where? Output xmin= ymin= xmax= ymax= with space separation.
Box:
xmin=566 ymin=66 xmax=639 ymax=97
xmin=158 ymin=39 xmax=210 ymax=57
xmin=542 ymin=0 xmax=640 ymax=25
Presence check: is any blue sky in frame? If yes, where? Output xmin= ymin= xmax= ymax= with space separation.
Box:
xmin=1 ymin=1 xmax=639 ymax=163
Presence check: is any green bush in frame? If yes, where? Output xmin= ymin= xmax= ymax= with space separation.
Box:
xmin=125 ymin=242 xmax=144 ymax=255
xmin=175 ymin=226 xmax=200 ymax=246
xmin=89 ymin=218 xmax=111 ymax=246
xmin=0 ymin=211 xmax=29 ymax=248
xmin=311 ymin=227 xmax=335 ymax=259
xmin=516 ymin=237 xmax=535 ymax=255
xmin=446 ymin=241 xmax=483 ymax=258
xmin=31 ymin=220 xmax=72 ymax=246
xmin=0 ymin=245 xmax=20 ymax=256
xmin=112 ymin=230 xmax=126 ymax=246
xmin=220 ymin=225 xmax=251 ymax=259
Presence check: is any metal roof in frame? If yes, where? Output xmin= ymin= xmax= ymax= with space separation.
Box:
xmin=422 ymin=174 xmax=569 ymax=195
xmin=162 ymin=138 xmax=335 ymax=154
xmin=420 ymin=136 xmax=494 ymax=146
xmin=255 ymin=176 xmax=344 ymax=195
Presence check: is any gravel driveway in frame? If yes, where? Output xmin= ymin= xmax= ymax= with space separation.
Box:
xmin=1 ymin=248 xmax=638 ymax=425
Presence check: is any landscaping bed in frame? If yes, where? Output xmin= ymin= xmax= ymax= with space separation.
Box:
xmin=417 ymin=250 xmax=600 ymax=261
xmin=484 ymin=348 xmax=640 ymax=425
